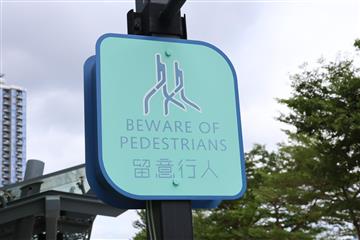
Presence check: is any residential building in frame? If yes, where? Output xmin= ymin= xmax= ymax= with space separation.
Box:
xmin=0 ymin=79 xmax=26 ymax=186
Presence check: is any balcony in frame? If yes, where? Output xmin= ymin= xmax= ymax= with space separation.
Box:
xmin=2 ymin=162 xmax=10 ymax=168
xmin=2 ymin=175 xmax=10 ymax=180
xmin=2 ymin=147 xmax=10 ymax=152
xmin=3 ymin=92 xmax=10 ymax=98
xmin=2 ymin=160 xmax=10 ymax=166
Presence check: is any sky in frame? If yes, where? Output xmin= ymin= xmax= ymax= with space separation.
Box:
xmin=1 ymin=0 xmax=360 ymax=239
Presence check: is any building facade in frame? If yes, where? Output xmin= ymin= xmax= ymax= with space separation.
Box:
xmin=0 ymin=81 xmax=26 ymax=187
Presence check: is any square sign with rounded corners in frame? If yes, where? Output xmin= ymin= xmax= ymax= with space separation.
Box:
xmin=84 ymin=34 xmax=246 ymax=202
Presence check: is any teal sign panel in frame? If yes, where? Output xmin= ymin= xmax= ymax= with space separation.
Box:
xmin=89 ymin=34 xmax=246 ymax=200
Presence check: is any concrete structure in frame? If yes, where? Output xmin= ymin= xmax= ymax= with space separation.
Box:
xmin=0 ymin=79 xmax=26 ymax=187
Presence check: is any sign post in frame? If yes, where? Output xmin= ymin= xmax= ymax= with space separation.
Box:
xmin=129 ymin=2 xmax=194 ymax=238
xmin=84 ymin=0 xmax=246 ymax=239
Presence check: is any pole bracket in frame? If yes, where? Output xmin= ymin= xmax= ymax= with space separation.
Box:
xmin=128 ymin=0 xmax=187 ymax=39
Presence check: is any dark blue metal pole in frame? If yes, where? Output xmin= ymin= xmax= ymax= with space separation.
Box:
xmin=128 ymin=1 xmax=193 ymax=239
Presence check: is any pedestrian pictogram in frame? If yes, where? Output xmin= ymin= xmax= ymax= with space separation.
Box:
xmin=143 ymin=54 xmax=201 ymax=116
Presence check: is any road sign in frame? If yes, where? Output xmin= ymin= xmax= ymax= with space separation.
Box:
xmin=84 ymin=34 xmax=246 ymax=201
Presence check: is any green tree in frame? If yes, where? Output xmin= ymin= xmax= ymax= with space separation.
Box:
xmin=133 ymin=210 xmax=147 ymax=240
xmin=277 ymin=40 xmax=360 ymax=238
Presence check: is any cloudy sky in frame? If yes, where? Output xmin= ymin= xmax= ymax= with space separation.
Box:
xmin=1 ymin=0 xmax=360 ymax=239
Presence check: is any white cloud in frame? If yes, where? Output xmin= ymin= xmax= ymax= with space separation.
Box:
xmin=91 ymin=211 xmax=140 ymax=240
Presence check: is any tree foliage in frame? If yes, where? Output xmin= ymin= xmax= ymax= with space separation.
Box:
xmin=278 ymin=45 xmax=360 ymax=238
xmin=133 ymin=210 xmax=147 ymax=240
